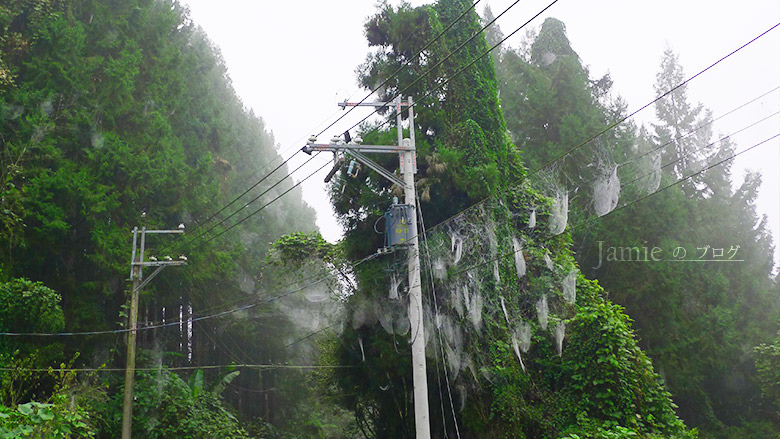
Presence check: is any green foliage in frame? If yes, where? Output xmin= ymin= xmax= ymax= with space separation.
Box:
xmin=0 ymin=397 xmax=96 ymax=439
xmin=561 ymin=298 xmax=686 ymax=434
xmin=0 ymin=278 xmax=64 ymax=338
xmin=268 ymin=232 xmax=341 ymax=266
xmin=755 ymin=330 xmax=780 ymax=418
xmin=97 ymin=368 xmax=250 ymax=439
xmin=0 ymin=0 xmax=318 ymax=434
xmin=0 ymin=278 xmax=65 ymax=405
xmin=493 ymin=13 xmax=778 ymax=435
xmin=331 ymin=3 xmax=695 ymax=438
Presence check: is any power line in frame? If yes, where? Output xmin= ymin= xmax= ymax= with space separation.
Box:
xmin=169 ymin=153 xmax=320 ymax=253
xmin=559 ymin=107 xmax=780 ymax=207
xmin=285 ymin=322 xmax=339 ymax=348
xmin=0 ymin=246 xmax=382 ymax=337
xmin=159 ymin=276 xmax=255 ymax=365
xmin=443 ymin=132 xmax=780 ymax=280
xmin=595 ymin=132 xmax=779 ymax=228
xmin=182 ymin=89 xmax=364 ymax=240
xmin=413 ymin=20 xmax=780 ymax=238
xmin=626 ymin=84 xmax=780 ymax=166
xmin=314 ymin=0 xmax=484 ymax=138
xmin=526 ymin=20 xmax=780 ymax=180
xmin=190 ymin=158 xmax=332 ymax=250
xmin=343 ymin=0 xmax=543 ymax=136
xmin=564 ymin=89 xmax=780 ymax=201
xmin=186 ymin=150 xmax=302 ymax=236
xmin=0 ymin=364 xmax=357 ymax=373
xmin=619 ymin=110 xmax=779 ymax=190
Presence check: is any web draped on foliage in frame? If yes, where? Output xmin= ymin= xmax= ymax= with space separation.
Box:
xmin=330 ymin=120 xmax=732 ymax=409
xmin=338 ymin=192 xmax=584 ymax=408
xmin=286 ymin=111 xmax=751 ymax=417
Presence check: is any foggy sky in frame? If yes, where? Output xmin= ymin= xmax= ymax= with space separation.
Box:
xmin=180 ymin=0 xmax=780 ymax=266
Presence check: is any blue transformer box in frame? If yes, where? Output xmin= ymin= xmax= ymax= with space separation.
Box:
xmin=385 ymin=204 xmax=415 ymax=247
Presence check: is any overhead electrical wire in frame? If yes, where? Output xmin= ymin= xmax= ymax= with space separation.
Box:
xmin=406 ymin=19 xmax=780 ymax=237
xmin=190 ymin=158 xmax=332 ymax=250
xmin=171 ymin=0 xmax=484 ymax=248
xmin=182 ymin=92 xmax=360 ymax=237
xmin=140 ymin=15 xmax=778 ymax=418
xmin=0 ymin=246 xmax=383 ymax=337
xmin=342 ymin=0 xmax=547 ymax=136
xmin=0 ymin=364 xmax=357 ymax=373
xmin=442 ymin=132 xmax=780 ymax=280
xmin=524 ymin=20 xmax=780 ymax=180
xmin=159 ymin=276 xmax=255 ymax=365
xmin=284 ymin=322 xmax=340 ymax=348
xmin=566 ymin=107 xmax=780 ymax=201
xmin=314 ymin=0 xmax=484 ymax=138
xmin=166 ymin=153 xmax=320 ymax=253
xmin=186 ymin=150 xmax=303 ymax=235
xmin=626 ymin=84 xmax=780 ymax=165
xmin=619 ymin=110 xmax=779 ymax=190
xmin=561 ymin=91 xmax=780 ymax=203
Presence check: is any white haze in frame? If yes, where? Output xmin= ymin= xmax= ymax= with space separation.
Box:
xmin=180 ymin=0 xmax=780 ymax=267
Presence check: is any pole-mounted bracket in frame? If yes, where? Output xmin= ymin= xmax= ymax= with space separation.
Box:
xmin=301 ymin=140 xmax=410 ymax=188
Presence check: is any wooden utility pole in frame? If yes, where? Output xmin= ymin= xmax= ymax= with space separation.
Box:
xmin=122 ymin=226 xmax=186 ymax=439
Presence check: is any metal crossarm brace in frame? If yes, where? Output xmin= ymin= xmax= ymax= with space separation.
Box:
xmin=344 ymin=148 xmax=405 ymax=187
xmin=301 ymin=143 xmax=407 ymax=188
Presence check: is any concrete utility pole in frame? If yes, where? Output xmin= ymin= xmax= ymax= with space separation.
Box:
xmin=122 ymin=226 xmax=186 ymax=439
xmin=305 ymin=96 xmax=430 ymax=439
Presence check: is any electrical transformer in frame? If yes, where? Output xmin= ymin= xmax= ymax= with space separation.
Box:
xmin=385 ymin=203 xmax=414 ymax=247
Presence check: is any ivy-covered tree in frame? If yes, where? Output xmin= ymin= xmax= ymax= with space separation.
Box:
xmin=328 ymin=2 xmax=694 ymax=437
xmin=493 ymin=13 xmax=779 ymax=437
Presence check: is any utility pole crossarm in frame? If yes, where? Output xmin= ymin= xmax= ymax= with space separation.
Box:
xmin=301 ymin=143 xmax=408 ymax=188
xmin=338 ymin=100 xmax=410 ymax=109
xmin=122 ymin=227 xmax=186 ymax=439
xmin=132 ymin=261 xmax=187 ymax=267
xmin=302 ymin=143 xmax=414 ymax=154
xmin=308 ymin=96 xmax=429 ymax=438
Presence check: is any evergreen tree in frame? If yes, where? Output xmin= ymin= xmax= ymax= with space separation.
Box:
xmin=329 ymin=3 xmax=693 ymax=437
xmin=0 ymin=0 xmax=318 ymax=433
xmin=653 ymin=49 xmax=733 ymax=198
xmin=493 ymin=15 xmax=779 ymax=436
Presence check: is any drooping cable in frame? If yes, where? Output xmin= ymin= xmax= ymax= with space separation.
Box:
xmin=314 ymin=0 xmax=484 ymax=138
xmin=190 ymin=158 xmax=332 ymax=251
xmin=417 ymin=193 xmax=462 ymax=439
xmin=0 ymin=246 xmax=383 ymax=337
xmin=407 ymin=20 xmax=780 ymax=239
xmin=168 ymin=153 xmax=320 ymax=253
xmin=343 ymin=0 xmax=544 ymax=136
xmin=0 ymin=364 xmax=357 ymax=373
